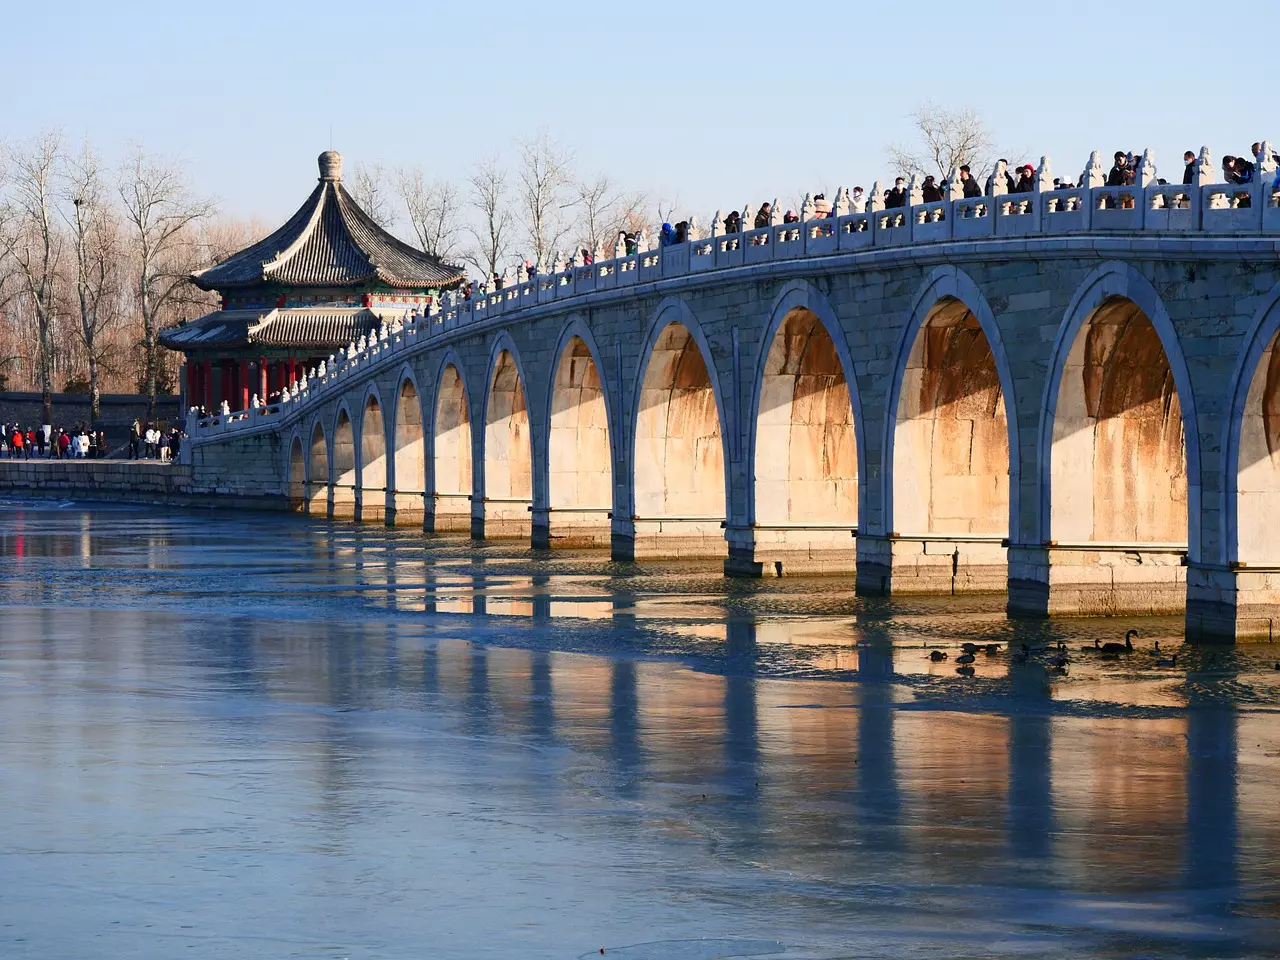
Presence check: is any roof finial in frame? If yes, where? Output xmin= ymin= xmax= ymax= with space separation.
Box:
xmin=318 ymin=150 xmax=343 ymax=182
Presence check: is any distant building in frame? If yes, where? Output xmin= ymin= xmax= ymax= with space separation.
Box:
xmin=160 ymin=150 xmax=465 ymax=411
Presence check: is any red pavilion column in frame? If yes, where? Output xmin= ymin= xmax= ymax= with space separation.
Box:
xmin=201 ymin=359 xmax=212 ymax=409
xmin=258 ymin=357 xmax=268 ymax=403
xmin=287 ymin=358 xmax=297 ymax=386
xmin=239 ymin=359 xmax=250 ymax=410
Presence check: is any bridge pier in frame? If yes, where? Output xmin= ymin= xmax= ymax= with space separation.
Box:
xmin=531 ymin=507 xmax=612 ymax=550
xmin=1007 ymin=543 xmax=1187 ymax=619
xmin=723 ymin=525 xmax=858 ymax=577
xmin=853 ymin=534 xmax=1007 ymax=595
xmin=471 ymin=498 xmax=532 ymax=540
xmin=330 ymin=483 xmax=356 ymax=520
xmin=1186 ymin=564 xmax=1280 ymax=642
xmin=387 ymin=491 xmax=426 ymax=528
xmin=609 ymin=518 xmax=727 ymax=562
xmin=427 ymin=493 xmax=471 ymax=534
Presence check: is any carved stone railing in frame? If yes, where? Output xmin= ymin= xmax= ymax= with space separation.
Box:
xmin=187 ymin=148 xmax=1280 ymax=446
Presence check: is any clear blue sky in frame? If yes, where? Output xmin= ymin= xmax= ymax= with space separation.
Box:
xmin=1 ymin=0 xmax=1273 ymax=224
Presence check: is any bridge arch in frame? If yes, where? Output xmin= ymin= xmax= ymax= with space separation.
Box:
xmin=884 ymin=267 xmax=1017 ymax=589
xmin=1040 ymin=263 xmax=1199 ymax=564
xmin=332 ymin=402 xmax=357 ymax=519
xmin=544 ymin=317 xmax=615 ymax=546
xmin=745 ymin=280 xmax=861 ymax=572
xmin=481 ymin=334 xmax=533 ymax=538
xmin=430 ymin=350 xmax=473 ymax=533
xmin=287 ymin=430 xmax=306 ymax=512
xmin=1223 ymin=281 xmax=1280 ymax=567
xmin=358 ymin=384 xmax=388 ymax=523
xmin=391 ymin=366 xmax=426 ymax=527
xmin=307 ymin=419 xmax=329 ymax=516
xmin=628 ymin=297 xmax=730 ymax=556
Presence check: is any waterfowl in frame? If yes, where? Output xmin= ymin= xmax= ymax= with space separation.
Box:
xmin=983 ymin=643 xmax=1001 ymax=655
xmin=929 ymin=650 xmax=948 ymax=662
xmin=1011 ymin=644 xmax=1031 ymax=665
xmin=1099 ymin=629 xmax=1138 ymax=655
xmin=1081 ymin=639 xmax=1102 ymax=653
xmin=956 ymin=652 xmax=976 ymax=665
xmin=1155 ymin=653 xmax=1178 ymax=668
xmin=961 ymin=642 xmax=980 ymax=655
xmin=1046 ymin=648 xmax=1069 ymax=668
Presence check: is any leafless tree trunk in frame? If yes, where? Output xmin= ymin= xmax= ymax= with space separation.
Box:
xmin=1 ymin=132 xmax=65 ymax=426
xmin=886 ymin=103 xmax=995 ymax=180
xmin=463 ymin=156 xmax=512 ymax=280
xmin=349 ymin=161 xmax=396 ymax=231
xmin=515 ymin=131 xmax=574 ymax=270
xmin=575 ymin=174 xmax=646 ymax=257
xmin=394 ymin=165 xmax=461 ymax=261
xmin=117 ymin=147 xmax=215 ymax=420
xmin=63 ymin=142 xmax=120 ymax=422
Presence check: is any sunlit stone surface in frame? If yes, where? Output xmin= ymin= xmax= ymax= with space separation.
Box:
xmin=0 ymin=504 xmax=1277 ymax=959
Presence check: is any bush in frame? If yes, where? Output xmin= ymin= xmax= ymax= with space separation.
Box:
xmin=64 ymin=377 xmax=92 ymax=395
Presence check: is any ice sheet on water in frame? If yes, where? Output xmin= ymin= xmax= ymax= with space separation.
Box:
xmin=580 ymin=940 xmax=787 ymax=960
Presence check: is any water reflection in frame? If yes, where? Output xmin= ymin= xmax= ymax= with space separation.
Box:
xmin=0 ymin=505 xmax=1277 ymax=958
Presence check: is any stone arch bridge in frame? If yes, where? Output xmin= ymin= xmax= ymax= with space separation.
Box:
xmin=187 ymin=171 xmax=1280 ymax=641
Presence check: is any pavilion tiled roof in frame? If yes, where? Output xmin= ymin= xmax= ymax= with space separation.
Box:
xmin=159 ymin=307 xmax=382 ymax=352
xmin=191 ymin=151 xmax=465 ymax=292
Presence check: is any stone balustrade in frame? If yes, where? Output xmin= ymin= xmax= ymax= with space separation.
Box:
xmin=188 ymin=147 xmax=1280 ymax=446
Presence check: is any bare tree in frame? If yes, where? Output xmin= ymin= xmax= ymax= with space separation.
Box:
xmin=515 ymin=131 xmax=574 ymax=270
xmin=462 ymin=156 xmax=512 ymax=281
xmin=394 ymin=165 xmax=462 ymax=261
xmin=574 ymin=174 xmax=646 ymax=257
xmin=62 ymin=141 xmax=121 ymax=422
xmin=1 ymin=132 xmax=65 ymax=425
xmin=349 ymin=161 xmax=396 ymax=231
xmin=117 ymin=146 xmax=215 ymax=419
xmin=886 ymin=103 xmax=995 ymax=180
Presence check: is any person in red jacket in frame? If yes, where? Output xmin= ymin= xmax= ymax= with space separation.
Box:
xmin=11 ymin=428 xmax=24 ymax=459
xmin=57 ymin=430 xmax=71 ymax=459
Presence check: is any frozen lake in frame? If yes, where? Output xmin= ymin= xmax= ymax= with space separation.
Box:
xmin=0 ymin=505 xmax=1277 ymax=959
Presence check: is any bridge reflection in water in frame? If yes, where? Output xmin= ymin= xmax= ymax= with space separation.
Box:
xmin=0 ymin=505 xmax=1277 ymax=956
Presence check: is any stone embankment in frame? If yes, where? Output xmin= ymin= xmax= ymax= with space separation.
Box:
xmin=0 ymin=459 xmax=285 ymax=511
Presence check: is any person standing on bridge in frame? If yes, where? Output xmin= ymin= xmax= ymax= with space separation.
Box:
xmin=1183 ymin=151 xmax=1196 ymax=185
xmin=129 ymin=420 xmax=140 ymax=460
xmin=885 ymin=177 xmax=908 ymax=209
xmin=959 ymin=165 xmax=982 ymax=198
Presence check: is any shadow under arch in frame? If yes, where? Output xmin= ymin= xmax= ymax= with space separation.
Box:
xmin=1223 ymin=281 xmax=1280 ymax=566
xmin=740 ymin=280 xmax=862 ymax=574
xmin=881 ymin=266 xmax=1018 ymax=593
xmin=625 ymin=296 xmax=730 ymax=559
xmin=332 ymin=402 xmax=357 ymax=519
xmin=480 ymin=332 xmax=533 ymax=539
xmin=359 ymin=384 xmax=388 ymax=523
xmin=391 ymin=366 xmax=427 ymax=527
xmin=542 ymin=317 xmax=616 ymax=548
xmin=1038 ymin=262 xmax=1200 ymax=557
xmin=1033 ymin=261 xmax=1197 ymax=619
xmin=307 ymin=419 xmax=329 ymax=516
xmin=429 ymin=349 xmax=474 ymax=534
xmin=287 ymin=431 xmax=306 ymax=512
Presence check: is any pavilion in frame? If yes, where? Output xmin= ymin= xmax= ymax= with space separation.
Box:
xmin=161 ymin=150 xmax=465 ymax=411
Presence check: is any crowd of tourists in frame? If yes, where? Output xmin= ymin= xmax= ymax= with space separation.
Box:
xmin=0 ymin=423 xmax=108 ymax=459
xmin=448 ymin=140 xmax=1279 ymax=296
xmin=0 ymin=419 xmax=183 ymax=460
xmin=127 ymin=420 xmax=183 ymax=461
